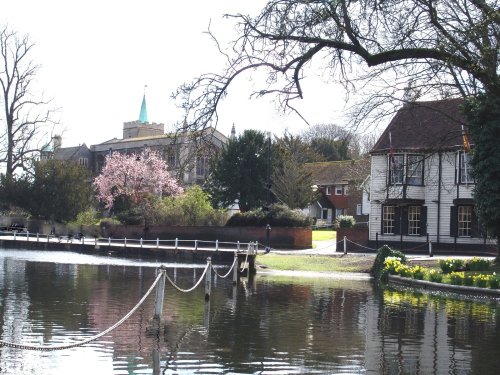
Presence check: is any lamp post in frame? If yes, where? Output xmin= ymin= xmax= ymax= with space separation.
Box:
xmin=265 ymin=131 xmax=272 ymax=253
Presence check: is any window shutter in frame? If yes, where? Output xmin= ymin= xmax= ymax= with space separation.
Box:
xmin=394 ymin=206 xmax=401 ymax=235
xmin=450 ymin=206 xmax=458 ymax=237
xmin=471 ymin=207 xmax=480 ymax=238
xmin=401 ymin=206 xmax=408 ymax=235
xmin=380 ymin=205 xmax=385 ymax=234
xmin=420 ymin=206 xmax=427 ymax=236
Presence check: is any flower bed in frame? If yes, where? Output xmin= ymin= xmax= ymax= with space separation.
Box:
xmin=384 ymin=257 xmax=499 ymax=290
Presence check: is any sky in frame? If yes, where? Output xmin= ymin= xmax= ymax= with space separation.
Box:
xmin=2 ymin=0 xmax=351 ymax=148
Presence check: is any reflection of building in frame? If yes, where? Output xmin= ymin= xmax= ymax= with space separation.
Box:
xmin=369 ymin=98 xmax=493 ymax=252
xmin=41 ymin=94 xmax=228 ymax=185
xmin=305 ymin=159 xmax=370 ymax=226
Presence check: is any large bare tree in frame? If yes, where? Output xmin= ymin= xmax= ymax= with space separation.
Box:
xmin=174 ymin=0 xmax=499 ymax=131
xmin=0 ymin=26 xmax=56 ymax=177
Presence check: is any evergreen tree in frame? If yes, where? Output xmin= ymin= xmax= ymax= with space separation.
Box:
xmin=464 ymin=94 xmax=500 ymax=258
xmin=206 ymin=130 xmax=270 ymax=212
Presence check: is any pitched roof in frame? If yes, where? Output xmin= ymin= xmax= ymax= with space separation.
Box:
xmin=53 ymin=144 xmax=90 ymax=161
xmin=371 ymin=98 xmax=468 ymax=154
xmin=306 ymin=159 xmax=370 ymax=186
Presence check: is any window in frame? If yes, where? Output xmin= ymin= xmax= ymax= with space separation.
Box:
xmin=167 ymin=152 xmax=177 ymax=168
xmin=336 ymin=208 xmax=344 ymax=217
xmin=383 ymin=205 xmax=396 ymax=234
xmin=196 ymin=156 xmax=209 ymax=177
xmin=407 ymin=155 xmax=424 ymax=185
xmin=408 ymin=206 xmax=421 ymax=235
xmin=78 ymin=158 xmax=88 ymax=166
xmin=459 ymin=152 xmax=473 ymax=184
xmin=389 ymin=154 xmax=404 ymax=184
xmin=356 ymin=204 xmax=362 ymax=216
xmin=325 ymin=186 xmax=332 ymax=195
xmin=458 ymin=206 xmax=472 ymax=237
xmin=335 ymin=186 xmax=343 ymax=195
xmin=321 ymin=208 xmax=328 ymax=220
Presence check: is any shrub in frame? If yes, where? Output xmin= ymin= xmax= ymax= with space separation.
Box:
xmin=226 ymin=204 xmax=311 ymax=227
xmin=75 ymin=208 xmax=99 ymax=226
xmin=438 ymin=258 xmax=465 ymax=274
xmin=449 ymin=272 xmax=464 ymax=285
xmin=371 ymin=245 xmax=407 ymax=281
xmin=335 ymin=215 xmax=356 ymax=228
xmin=427 ymin=270 xmax=443 ymax=283
xmin=466 ymin=257 xmax=491 ymax=271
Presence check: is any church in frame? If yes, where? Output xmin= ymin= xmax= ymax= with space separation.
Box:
xmin=40 ymin=94 xmax=229 ymax=185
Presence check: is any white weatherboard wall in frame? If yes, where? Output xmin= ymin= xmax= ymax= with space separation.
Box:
xmin=369 ymin=151 xmax=485 ymax=246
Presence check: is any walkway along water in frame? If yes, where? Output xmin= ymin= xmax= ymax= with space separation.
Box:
xmin=0 ymin=230 xmax=258 ymax=272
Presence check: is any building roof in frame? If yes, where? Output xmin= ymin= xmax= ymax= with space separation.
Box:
xmin=306 ymin=159 xmax=370 ymax=186
xmin=53 ymin=144 xmax=90 ymax=161
xmin=370 ymin=98 xmax=468 ymax=154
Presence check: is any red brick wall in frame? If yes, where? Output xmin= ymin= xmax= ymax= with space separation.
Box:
xmin=337 ymin=226 xmax=369 ymax=252
xmin=102 ymin=225 xmax=312 ymax=250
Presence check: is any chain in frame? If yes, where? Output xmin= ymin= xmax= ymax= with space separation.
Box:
xmin=0 ymin=271 xmax=164 ymax=351
xmin=164 ymin=263 xmax=209 ymax=293
xmin=211 ymin=257 xmax=237 ymax=279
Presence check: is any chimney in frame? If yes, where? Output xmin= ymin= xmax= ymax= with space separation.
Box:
xmin=53 ymin=135 xmax=62 ymax=151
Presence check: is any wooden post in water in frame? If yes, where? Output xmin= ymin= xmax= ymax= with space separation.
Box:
xmin=205 ymin=257 xmax=212 ymax=301
xmin=233 ymin=252 xmax=238 ymax=285
xmin=153 ymin=266 xmax=166 ymax=321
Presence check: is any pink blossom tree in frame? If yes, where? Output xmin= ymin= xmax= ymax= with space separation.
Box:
xmin=94 ymin=149 xmax=183 ymax=211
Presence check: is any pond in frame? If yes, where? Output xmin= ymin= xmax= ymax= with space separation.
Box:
xmin=0 ymin=248 xmax=499 ymax=374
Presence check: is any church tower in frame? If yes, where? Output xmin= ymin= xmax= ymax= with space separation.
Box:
xmin=123 ymin=87 xmax=164 ymax=139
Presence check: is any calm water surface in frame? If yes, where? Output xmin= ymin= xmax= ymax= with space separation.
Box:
xmin=0 ymin=248 xmax=499 ymax=374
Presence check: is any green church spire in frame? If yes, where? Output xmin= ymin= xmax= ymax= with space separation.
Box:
xmin=139 ymin=86 xmax=148 ymax=123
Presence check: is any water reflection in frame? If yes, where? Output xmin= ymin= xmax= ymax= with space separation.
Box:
xmin=0 ymin=249 xmax=499 ymax=374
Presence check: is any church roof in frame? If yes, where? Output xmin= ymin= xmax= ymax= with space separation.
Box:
xmin=139 ymin=93 xmax=148 ymax=123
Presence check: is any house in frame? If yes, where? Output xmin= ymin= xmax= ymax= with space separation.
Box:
xmin=306 ymin=159 xmax=370 ymax=226
xmin=42 ymin=94 xmax=228 ymax=186
xmin=369 ymin=97 xmax=494 ymax=252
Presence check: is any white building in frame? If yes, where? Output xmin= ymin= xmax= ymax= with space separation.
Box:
xmin=369 ymin=98 xmax=494 ymax=253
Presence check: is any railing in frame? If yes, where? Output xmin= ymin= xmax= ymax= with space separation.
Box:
xmin=0 ymin=230 xmax=260 ymax=254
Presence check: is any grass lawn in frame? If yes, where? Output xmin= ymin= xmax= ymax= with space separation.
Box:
xmin=256 ymin=253 xmax=373 ymax=273
xmin=312 ymin=230 xmax=337 ymax=241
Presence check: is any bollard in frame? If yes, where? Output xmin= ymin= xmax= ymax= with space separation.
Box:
xmin=343 ymin=236 xmax=347 ymax=255
xmin=205 ymin=257 xmax=212 ymax=301
xmin=195 ymin=240 xmax=198 ymax=251
xmin=153 ymin=267 xmax=166 ymax=321
xmin=233 ymin=252 xmax=238 ymax=285
xmin=140 ymin=238 xmax=143 ymax=248
xmin=124 ymin=237 xmax=127 ymax=247
xmin=429 ymin=240 xmax=433 ymax=257
xmin=36 ymin=233 xmax=39 ymax=242
xmin=27 ymin=231 xmax=29 ymax=241
xmin=237 ymin=241 xmax=240 ymax=252
xmin=216 ymin=240 xmax=219 ymax=251
xmin=156 ymin=238 xmax=159 ymax=249
xmin=13 ymin=232 xmax=16 ymax=241
xmin=175 ymin=238 xmax=178 ymax=250
xmin=108 ymin=237 xmax=111 ymax=246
